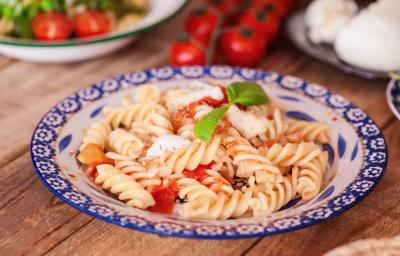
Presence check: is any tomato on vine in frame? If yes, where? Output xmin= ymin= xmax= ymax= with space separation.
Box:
xmin=237 ymin=9 xmax=280 ymax=41
xmin=184 ymin=6 xmax=218 ymax=46
xmin=251 ymin=0 xmax=289 ymax=20
xmin=218 ymin=27 xmax=266 ymax=67
xmin=32 ymin=12 xmax=72 ymax=41
xmin=170 ymin=34 xmax=206 ymax=66
xmin=206 ymin=0 xmax=237 ymax=14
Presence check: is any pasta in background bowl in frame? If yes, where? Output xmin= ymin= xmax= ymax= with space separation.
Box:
xmin=31 ymin=66 xmax=387 ymax=238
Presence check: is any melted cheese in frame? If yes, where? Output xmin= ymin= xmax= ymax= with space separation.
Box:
xmin=226 ymin=105 xmax=269 ymax=139
xmin=164 ymin=81 xmax=223 ymax=113
xmin=146 ymin=135 xmax=191 ymax=157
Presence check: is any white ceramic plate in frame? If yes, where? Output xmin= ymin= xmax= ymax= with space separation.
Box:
xmin=31 ymin=66 xmax=387 ymax=238
xmin=0 ymin=0 xmax=186 ymax=63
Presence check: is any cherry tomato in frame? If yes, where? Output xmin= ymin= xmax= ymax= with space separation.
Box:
xmin=170 ymin=35 xmax=206 ymax=66
xmin=238 ymin=9 xmax=280 ymax=41
xmin=73 ymin=10 xmax=111 ymax=38
xmin=184 ymin=6 xmax=218 ymax=46
xmin=218 ymin=27 xmax=266 ymax=67
xmin=251 ymin=0 xmax=288 ymax=20
xmin=32 ymin=12 xmax=72 ymax=41
xmin=207 ymin=0 xmax=237 ymax=14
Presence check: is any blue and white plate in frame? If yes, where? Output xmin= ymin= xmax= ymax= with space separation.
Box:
xmin=31 ymin=66 xmax=387 ymax=238
xmin=386 ymin=78 xmax=400 ymax=120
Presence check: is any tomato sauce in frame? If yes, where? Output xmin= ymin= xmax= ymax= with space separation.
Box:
xmin=198 ymin=86 xmax=228 ymax=107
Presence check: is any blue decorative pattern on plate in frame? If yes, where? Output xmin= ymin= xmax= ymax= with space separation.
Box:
xmin=31 ymin=66 xmax=387 ymax=238
xmin=387 ymin=78 xmax=400 ymax=120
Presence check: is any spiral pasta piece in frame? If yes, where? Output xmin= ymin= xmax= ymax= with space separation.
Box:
xmin=79 ymin=119 xmax=111 ymax=151
xmin=107 ymin=128 xmax=143 ymax=158
xmin=202 ymin=169 xmax=234 ymax=195
xmin=163 ymin=137 xmax=222 ymax=174
xmin=104 ymin=102 xmax=172 ymax=131
xmin=265 ymin=142 xmax=321 ymax=167
xmin=183 ymin=189 xmax=254 ymax=220
xmin=285 ymin=119 xmax=330 ymax=144
xmin=250 ymin=173 xmax=298 ymax=216
xmin=106 ymin=152 xmax=162 ymax=191
xmin=134 ymin=84 xmax=161 ymax=104
xmin=223 ymin=128 xmax=282 ymax=181
xmin=297 ymin=151 xmax=328 ymax=200
xmin=95 ymin=164 xmax=155 ymax=209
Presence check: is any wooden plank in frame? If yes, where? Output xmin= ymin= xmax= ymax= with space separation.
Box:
xmin=245 ymin=120 xmax=400 ymax=256
xmin=44 ymin=219 xmax=257 ymax=256
xmin=0 ymin=152 xmax=92 ymax=256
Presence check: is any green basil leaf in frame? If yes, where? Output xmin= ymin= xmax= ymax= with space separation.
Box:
xmin=227 ymin=82 xmax=269 ymax=106
xmin=194 ymin=106 xmax=229 ymax=142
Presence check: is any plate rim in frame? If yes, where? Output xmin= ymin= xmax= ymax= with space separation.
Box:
xmin=0 ymin=0 xmax=187 ymax=48
xmin=30 ymin=65 xmax=388 ymax=239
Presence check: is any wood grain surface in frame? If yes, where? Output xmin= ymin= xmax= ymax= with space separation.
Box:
xmin=0 ymin=1 xmax=399 ymax=255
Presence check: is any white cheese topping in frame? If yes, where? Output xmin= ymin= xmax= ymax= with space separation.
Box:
xmin=305 ymin=0 xmax=358 ymax=44
xmin=226 ymin=105 xmax=269 ymax=139
xmin=164 ymin=81 xmax=223 ymax=113
xmin=146 ymin=135 xmax=191 ymax=158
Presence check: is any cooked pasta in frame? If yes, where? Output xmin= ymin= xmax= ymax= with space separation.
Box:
xmin=222 ymin=128 xmax=282 ymax=181
xmin=250 ymin=173 xmax=298 ymax=216
xmin=107 ymin=128 xmax=144 ymax=158
xmin=77 ymin=81 xmax=331 ymax=220
xmin=161 ymin=136 xmax=221 ymax=174
xmin=285 ymin=119 xmax=330 ymax=144
xmin=296 ymin=151 xmax=328 ymax=200
xmin=95 ymin=164 xmax=155 ymax=209
xmin=79 ymin=119 xmax=111 ymax=151
xmin=264 ymin=142 xmax=322 ymax=167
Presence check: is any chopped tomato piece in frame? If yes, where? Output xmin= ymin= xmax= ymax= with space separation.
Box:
xmin=77 ymin=143 xmax=113 ymax=166
xmin=183 ymin=162 xmax=214 ymax=182
xmin=266 ymin=139 xmax=277 ymax=147
xmin=148 ymin=186 xmax=177 ymax=214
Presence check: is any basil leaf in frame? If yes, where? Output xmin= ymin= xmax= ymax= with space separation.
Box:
xmin=194 ymin=106 xmax=229 ymax=142
xmin=227 ymin=82 xmax=269 ymax=106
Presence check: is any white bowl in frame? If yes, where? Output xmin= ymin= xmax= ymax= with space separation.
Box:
xmin=0 ymin=0 xmax=186 ymax=63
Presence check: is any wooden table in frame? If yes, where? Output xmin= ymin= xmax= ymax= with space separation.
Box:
xmin=1 ymin=2 xmax=399 ymax=256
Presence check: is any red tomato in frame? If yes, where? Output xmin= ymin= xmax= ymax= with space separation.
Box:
xmin=185 ymin=7 xmax=218 ymax=46
xmin=218 ymin=27 xmax=266 ymax=67
xmin=32 ymin=12 xmax=72 ymax=41
xmin=251 ymin=0 xmax=288 ymax=20
xmin=170 ymin=35 xmax=206 ymax=66
xmin=73 ymin=10 xmax=111 ymax=38
xmin=182 ymin=162 xmax=214 ymax=182
xmin=207 ymin=0 xmax=237 ymax=13
xmin=238 ymin=9 xmax=280 ymax=41
xmin=148 ymin=186 xmax=177 ymax=214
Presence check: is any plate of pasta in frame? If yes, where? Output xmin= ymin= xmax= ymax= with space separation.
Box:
xmin=31 ymin=66 xmax=387 ymax=238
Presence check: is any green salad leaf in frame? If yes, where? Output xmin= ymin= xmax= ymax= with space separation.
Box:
xmin=194 ymin=106 xmax=229 ymax=142
xmin=194 ymin=81 xmax=269 ymax=141
xmin=227 ymin=82 xmax=269 ymax=106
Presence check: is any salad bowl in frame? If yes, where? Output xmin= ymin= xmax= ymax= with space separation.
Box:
xmin=31 ymin=66 xmax=387 ymax=238
xmin=0 ymin=0 xmax=186 ymax=63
